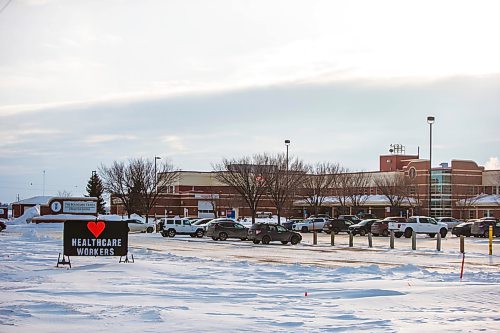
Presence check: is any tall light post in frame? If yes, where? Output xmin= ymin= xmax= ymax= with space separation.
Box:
xmin=427 ymin=116 xmax=435 ymax=217
xmin=154 ymin=156 xmax=161 ymax=191
xmin=284 ymin=139 xmax=290 ymax=222
xmin=285 ymin=140 xmax=290 ymax=172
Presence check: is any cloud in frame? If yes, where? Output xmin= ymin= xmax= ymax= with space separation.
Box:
xmin=162 ymin=136 xmax=186 ymax=153
xmin=485 ymin=157 xmax=500 ymax=170
xmin=82 ymin=134 xmax=137 ymax=145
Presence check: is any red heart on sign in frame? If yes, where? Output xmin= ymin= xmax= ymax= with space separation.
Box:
xmin=87 ymin=221 xmax=106 ymax=238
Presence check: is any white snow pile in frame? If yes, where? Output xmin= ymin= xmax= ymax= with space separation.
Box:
xmin=11 ymin=206 xmax=40 ymax=225
xmin=0 ymin=223 xmax=499 ymax=332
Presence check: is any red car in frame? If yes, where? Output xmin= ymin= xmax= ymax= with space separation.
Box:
xmin=371 ymin=217 xmax=407 ymax=236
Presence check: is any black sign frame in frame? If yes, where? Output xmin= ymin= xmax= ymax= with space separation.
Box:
xmin=63 ymin=220 xmax=129 ymax=256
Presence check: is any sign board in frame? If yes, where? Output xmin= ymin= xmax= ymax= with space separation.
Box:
xmin=194 ymin=194 xmax=219 ymax=199
xmin=63 ymin=221 xmax=128 ymax=256
xmin=63 ymin=201 xmax=97 ymax=214
xmin=0 ymin=208 xmax=4 ymax=215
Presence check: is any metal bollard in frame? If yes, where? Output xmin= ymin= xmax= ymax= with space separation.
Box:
xmin=436 ymin=232 xmax=441 ymax=251
xmin=390 ymin=230 xmax=395 ymax=249
xmin=349 ymin=231 xmax=354 ymax=247
xmin=330 ymin=232 xmax=335 ymax=246
xmin=313 ymin=231 xmax=317 ymax=245
xmin=368 ymin=232 xmax=373 ymax=248
xmin=489 ymin=225 xmax=493 ymax=255
xmin=412 ymin=230 xmax=417 ymax=250
xmin=460 ymin=235 xmax=465 ymax=254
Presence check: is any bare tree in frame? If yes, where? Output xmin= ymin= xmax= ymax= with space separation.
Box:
xmin=263 ymin=153 xmax=307 ymax=224
xmin=57 ymin=190 xmax=72 ymax=197
xmin=454 ymin=184 xmax=480 ymax=220
xmin=100 ymin=158 xmax=179 ymax=221
xmin=213 ymin=155 xmax=271 ymax=224
xmin=373 ymin=172 xmax=411 ymax=216
xmin=347 ymin=171 xmax=372 ymax=214
xmin=406 ymin=178 xmax=424 ymax=216
xmin=133 ymin=158 xmax=179 ymax=223
xmin=331 ymin=167 xmax=351 ymax=215
xmin=302 ymin=162 xmax=340 ymax=216
xmin=100 ymin=161 xmax=133 ymax=217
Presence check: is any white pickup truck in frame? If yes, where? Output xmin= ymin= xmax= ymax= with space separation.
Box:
xmin=292 ymin=218 xmax=327 ymax=232
xmin=388 ymin=216 xmax=448 ymax=238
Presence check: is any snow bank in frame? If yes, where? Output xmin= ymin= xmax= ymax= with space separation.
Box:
xmin=11 ymin=206 xmax=40 ymax=225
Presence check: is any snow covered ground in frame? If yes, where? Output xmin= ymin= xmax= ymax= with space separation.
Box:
xmin=1 ymin=223 xmax=499 ymax=332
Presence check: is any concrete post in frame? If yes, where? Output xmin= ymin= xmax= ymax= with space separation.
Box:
xmin=330 ymin=232 xmax=335 ymax=246
xmin=412 ymin=230 xmax=417 ymax=250
xmin=390 ymin=230 xmax=395 ymax=249
xmin=368 ymin=232 xmax=373 ymax=248
xmin=460 ymin=235 xmax=465 ymax=254
xmin=313 ymin=231 xmax=317 ymax=245
xmin=349 ymin=231 xmax=354 ymax=247
xmin=436 ymin=232 xmax=441 ymax=251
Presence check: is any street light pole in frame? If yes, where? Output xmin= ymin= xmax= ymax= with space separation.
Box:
xmin=285 ymin=140 xmax=290 ymax=172
xmin=427 ymin=116 xmax=435 ymax=217
xmin=154 ymin=156 xmax=161 ymax=191
xmin=284 ymin=139 xmax=290 ymax=223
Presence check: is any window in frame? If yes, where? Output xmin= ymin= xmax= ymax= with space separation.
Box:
xmin=183 ymin=221 xmax=191 ymax=226
xmin=276 ymin=225 xmax=287 ymax=232
xmin=175 ymin=220 xmax=182 ymax=225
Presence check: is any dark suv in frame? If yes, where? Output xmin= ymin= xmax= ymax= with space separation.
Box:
xmin=323 ymin=219 xmax=354 ymax=234
xmin=248 ymin=223 xmax=302 ymax=245
xmin=206 ymin=221 xmax=248 ymax=241
xmin=338 ymin=215 xmax=362 ymax=224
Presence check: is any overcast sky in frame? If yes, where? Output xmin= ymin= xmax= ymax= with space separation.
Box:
xmin=1 ymin=0 xmax=500 ymax=203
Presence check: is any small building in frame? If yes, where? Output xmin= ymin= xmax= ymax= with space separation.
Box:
xmin=31 ymin=197 xmax=99 ymax=223
xmin=0 ymin=203 xmax=8 ymax=219
xmin=11 ymin=196 xmax=53 ymax=218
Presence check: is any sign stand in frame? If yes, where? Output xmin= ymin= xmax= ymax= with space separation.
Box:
xmin=56 ymin=253 xmax=72 ymax=268
xmin=119 ymin=254 xmax=134 ymax=263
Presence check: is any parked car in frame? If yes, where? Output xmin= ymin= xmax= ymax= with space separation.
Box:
xmin=125 ymin=218 xmax=155 ymax=233
xmin=371 ymin=217 xmax=407 ymax=237
xmin=248 ymin=223 xmax=302 ymax=245
xmin=323 ymin=219 xmax=354 ymax=234
xmin=436 ymin=217 xmax=463 ymax=230
xmin=206 ymin=221 xmax=248 ymax=241
xmin=200 ymin=218 xmax=238 ymax=232
xmin=337 ymin=215 xmax=362 ymax=224
xmin=348 ymin=219 xmax=379 ymax=236
xmin=452 ymin=221 xmax=475 ymax=237
xmin=282 ymin=219 xmax=302 ymax=230
xmin=292 ymin=218 xmax=327 ymax=232
xmin=471 ymin=219 xmax=500 ymax=238
xmin=160 ymin=218 xmax=204 ymax=238
xmin=0 ymin=220 xmax=6 ymax=232
xmin=191 ymin=218 xmax=214 ymax=226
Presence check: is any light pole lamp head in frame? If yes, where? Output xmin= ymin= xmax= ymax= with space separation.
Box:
xmin=285 ymin=139 xmax=290 ymax=146
xmin=155 ymin=156 xmax=161 ymax=160
xmin=427 ymin=116 xmax=435 ymax=124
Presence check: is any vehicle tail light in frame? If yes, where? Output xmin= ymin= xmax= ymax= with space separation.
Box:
xmin=397 ymin=224 xmax=401 ymax=228
xmin=214 ymin=223 xmax=219 ymax=228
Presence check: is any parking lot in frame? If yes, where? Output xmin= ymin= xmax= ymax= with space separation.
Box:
xmin=129 ymin=231 xmax=500 ymax=275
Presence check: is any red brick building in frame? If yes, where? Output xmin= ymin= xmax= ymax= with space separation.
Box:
xmin=111 ymin=154 xmax=500 ymax=220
